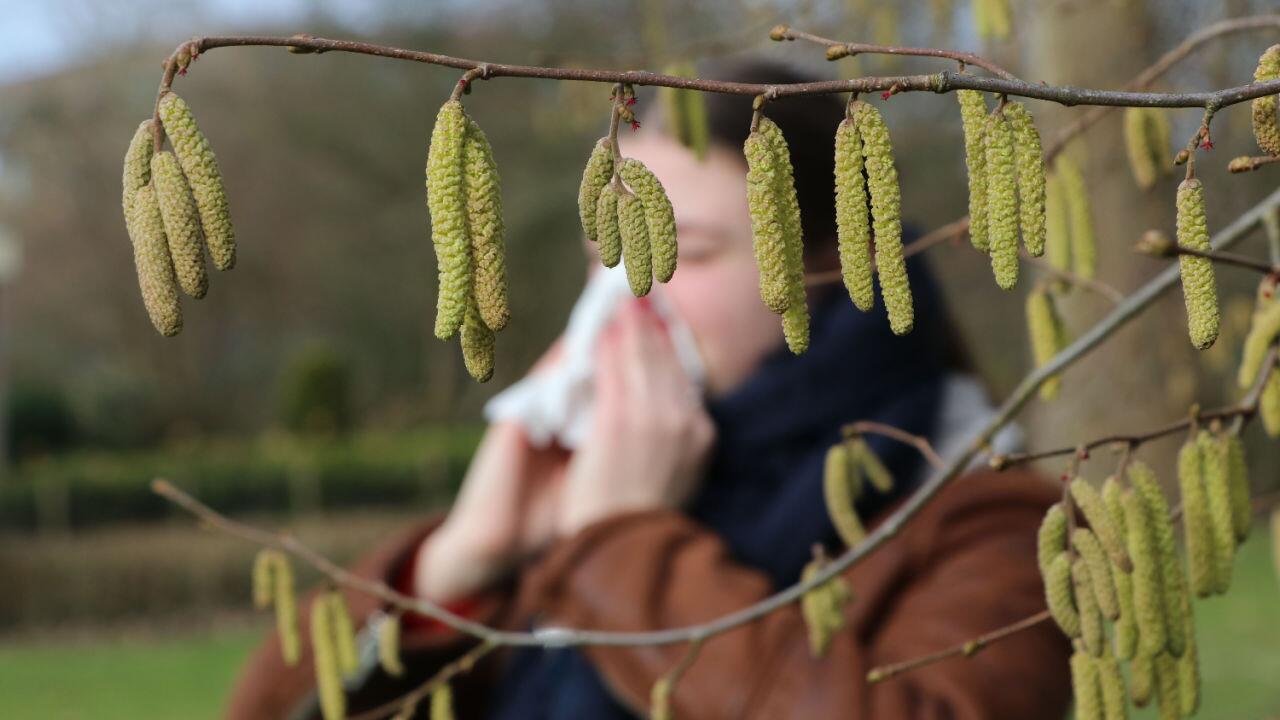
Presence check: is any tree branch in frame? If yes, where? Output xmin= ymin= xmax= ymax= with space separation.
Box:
xmin=773 ymin=25 xmax=1019 ymax=81
xmin=844 ymin=420 xmax=945 ymax=470
xmin=347 ymin=640 xmax=496 ymax=720
xmin=866 ymin=610 xmax=1053 ymax=683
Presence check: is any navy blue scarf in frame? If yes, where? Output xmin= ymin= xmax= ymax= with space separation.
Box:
xmin=486 ymin=256 xmax=949 ymax=719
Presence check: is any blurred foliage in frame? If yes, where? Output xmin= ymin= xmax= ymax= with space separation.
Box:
xmin=0 ymin=425 xmax=480 ymax=532
xmin=278 ymin=345 xmax=353 ymax=435
xmin=6 ymin=381 xmax=77 ymax=462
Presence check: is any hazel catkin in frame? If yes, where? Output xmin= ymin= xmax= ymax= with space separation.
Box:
xmin=1070 ymin=478 xmax=1132 ymax=572
xmin=659 ymin=61 xmax=710 ymax=161
xmin=1130 ymin=462 xmax=1187 ymax=658
xmin=1044 ymin=551 xmax=1081 ymax=638
xmin=1070 ymin=646 xmax=1103 ymax=720
xmin=1130 ymin=652 xmax=1154 ymax=707
xmin=462 ymin=118 xmax=509 ymax=332
xmin=1071 ymin=528 xmax=1120 ymax=621
xmin=157 ymin=92 xmax=235 ymax=271
xmin=744 ymin=123 xmax=792 ymax=314
xmin=956 ymin=90 xmax=990 ymax=253
xmin=1236 ymin=297 xmax=1280 ymax=389
xmin=621 ymin=158 xmax=678 ymax=284
xmin=1262 ymin=369 xmax=1280 ymax=437
xmin=1224 ymin=433 xmax=1251 ymax=542
xmin=834 ymin=117 xmax=874 ymax=311
xmin=151 ymin=150 xmax=209 ymax=299
xmin=853 ymin=101 xmax=913 ymax=335
xmin=431 ymin=682 xmax=455 ymax=720
xmin=310 ymin=595 xmax=345 ymax=720
xmin=618 ymin=190 xmax=654 ymax=297
xmin=122 ymin=120 xmax=155 ymax=218
xmin=1102 ymin=477 xmax=1138 ymax=660
xmin=427 ymin=99 xmax=472 ymax=340
xmin=461 ymin=300 xmax=495 ymax=383
xmin=595 ymin=183 xmax=623 ymax=268
xmin=1037 ymin=503 xmax=1068 ymax=573
xmin=273 ymin=555 xmax=300 ymax=667
xmin=1179 ymin=436 xmax=1217 ymax=597
xmin=759 ymin=116 xmax=810 ymax=349
xmin=1198 ymin=430 xmax=1236 ymax=594
xmin=1121 ymin=486 xmax=1167 ymax=658
xmin=1072 ymin=558 xmax=1105 ymax=657
xmin=127 ymin=185 xmax=183 ymax=337
xmin=851 ymin=438 xmax=894 ymax=494
xmin=1153 ymin=653 xmax=1182 ymax=720
xmin=1123 ymin=107 xmax=1172 ymax=190
xmin=1025 ymin=285 xmax=1066 ymax=400
xmin=1056 ymin=155 xmax=1096 ymax=280
xmin=378 ymin=614 xmax=405 ymax=677
xmin=252 ymin=549 xmax=276 ymax=610
xmin=1251 ymin=45 xmax=1280 ymax=156
xmin=823 ymin=441 xmax=867 ymax=548
xmin=1004 ymin=102 xmax=1046 ymax=258
xmin=983 ymin=108 xmax=1020 ymax=290
xmin=1096 ymin=653 xmax=1128 ymax=720
xmin=1044 ymin=173 xmax=1071 ymax=276
xmin=1175 ymin=177 xmax=1220 ymax=350
xmin=578 ymin=138 xmax=614 ymax=242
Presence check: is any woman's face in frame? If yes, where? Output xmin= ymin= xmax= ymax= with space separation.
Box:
xmin=595 ymin=131 xmax=786 ymax=397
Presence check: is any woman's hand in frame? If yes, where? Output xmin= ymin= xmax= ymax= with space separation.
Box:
xmin=414 ymin=343 xmax=570 ymax=604
xmin=558 ymin=298 xmax=716 ymax=536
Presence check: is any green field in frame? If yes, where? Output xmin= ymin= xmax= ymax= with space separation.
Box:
xmin=0 ymin=532 xmax=1276 ymax=719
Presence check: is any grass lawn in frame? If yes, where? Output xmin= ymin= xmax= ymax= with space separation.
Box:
xmin=0 ymin=530 xmax=1276 ymax=719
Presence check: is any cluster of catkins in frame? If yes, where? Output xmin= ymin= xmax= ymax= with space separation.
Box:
xmin=1123 ymin=107 xmax=1173 ymax=190
xmin=822 ymin=437 xmax=894 ymax=548
xmin=1039 ymin=437 xmax=1250 ymax=720
xmin=252 ymin=549 xmax=408 ymax=720
xmin=427 ymin=99 xmax=510 ymax=383
xmin=121 ymin=92 xmax=235 ymax=336
xmin=577 ymin=119 xmax=679 ymax=297
xmin=957 ymin=91 xmax=1046 ymax=290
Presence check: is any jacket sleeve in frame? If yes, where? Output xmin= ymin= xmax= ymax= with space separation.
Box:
xmin=518 ymin=470 xmax=1073 ymax=720
xmin=223 ymin=518 xmax=511 ymax=720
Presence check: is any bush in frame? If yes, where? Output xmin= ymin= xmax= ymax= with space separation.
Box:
xmin=278 ymin=346 xmax=354 ymax=436
xmin=6 ymin=382 xmax=77 ymax=463
xmin=0 ymin=425 xmax=482 ymax=532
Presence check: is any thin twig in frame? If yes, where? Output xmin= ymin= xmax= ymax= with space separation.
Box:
xmin=1228 ymin=154 xmax=1280 ymax=174
xmin=844 ymin=420 xmax=945 ymax=470
xmin=776 ymin=26 xmax=1019 ymax=81
xmin=1154 ymin=244 xmax=1278 ymax=275
xmin=865 ymin=610 xmax=1052 ymax=683
xmin=1023 ymin=253 xmax=1125 ymax=304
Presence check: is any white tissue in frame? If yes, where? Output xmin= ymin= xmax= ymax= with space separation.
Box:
xmin=483 ymin=265 xmax=706 ymax=449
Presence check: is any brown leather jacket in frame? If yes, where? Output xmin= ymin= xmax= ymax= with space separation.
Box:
xmin=226 ymin=469 xmax=1071 ymax=719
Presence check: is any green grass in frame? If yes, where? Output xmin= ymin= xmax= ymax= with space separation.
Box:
xmin=0 ymin=530 xmax=1276 ymax=719
xmin=0 ymin=624 xmax=262 ymax=720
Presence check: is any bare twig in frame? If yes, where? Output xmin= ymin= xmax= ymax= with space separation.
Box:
xmin=865 ymin=610 xmax=1053 ymax=683
xmin=844 ymin=420 xmax=945 ymax=470
xmin=1154 ymin=244 xmax=1278 ymax=275
xmin=775 ymin=25 xmax=1019 ymax=81
xmin=1229 ymin=154 xmax=1280 ymax=174
xmin=347 ymin=640 xmax=496 ymax=720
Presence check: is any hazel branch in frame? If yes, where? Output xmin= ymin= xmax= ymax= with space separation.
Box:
xmin=865 ymin=609 xmax=1053 ymax=683
xmin=843 ymin=420 xmax=946 ymax=470
xmin=772 ymin=25 xmax=1020 ymax=81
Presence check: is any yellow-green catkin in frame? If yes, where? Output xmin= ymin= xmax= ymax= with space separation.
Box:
xmin=760 ymin=117 xmax=809 ymax=350
xmin=1103 ymin=478 xmax=1138 ymax=660
xmin=595 ymin=183 xmax=622 ymax=268
xmin=326 ymin=591 xmax=359 ymax=677
xmin=151 ymin=150 xmax=209 ymax=299
xmin=800 ymin=558 xmax=851 ymax=658
xmin=461 ymin=298 xmax=496 ymax=383
xmin=975 ymin=0 xmax=1012 ymax=40
xmin=1153 ymin=652 xmax=1182 ymax=720
xmin=956 ymin=90 xmax=990 ymax=253
xmin=1236 ymin=298 xmax=1280 ymax=388
xmin=824 ymin=442 xmax=866 ymax=548
xmin=310 ymin=596 xmax=345 ymax=720
xmin=122 ymin=120 xmax=155 ymax=220
xmin=1072 ymin=558 xmax=1106 ymax=657
xmin=157 ymin=92 xmax=235 ymax=271
xmin=1025 ymin=286 xmax=1065 ymax=400
xmin=1121 ymin=486 xmax=1167 ymax=658
xmin=1262 ymin=370 xmax=1280 ymax=437
xmin=851 ymin=438 xmax=893 ymax=493
xmin=1045 ymin=551 xmax=1081 ymax=638
xmin=1224 ymin=433 xmax=1251 ymax=542
xmin=834 ymin=117 xmax=874 ymax=311
xmin=853 ymin=101 xmax=912 ymax=335
xmin=618 ymin=191 xmax=653 ymax=297
xmin=1198 ymin=430 xmax=1236 ymax=594
xmin=744 ymin=123 xmax=792 ymax=314
xmin=659 ymin=61 xmax=709 ymax=161
xmin=1176 ymin=177 xmax=1220 ymax=349
xmin=1044 ymin=173 xmax=1072 ymax=276
xmin=1070 ymin=646 xmax=1103 ymax=720
xmin=378 ymin=614 xmax=405 ymax=677
xmin=127 ymin=185 xmax=183 ymax=337
xmin=431 ymin=682 xmax=455 ymax=720
xmin=1176 ymin=590 xmax=1199 ymax=717
xmin=1252 ymin=45 xmax=1280 ymax=156
xmin=1070 ymin=478 xmax=1132 ymax=572
xmin=462 ymin=118 xmax=508 ymax=333
xmin=1130 ymin=652 xmax=1154 ymax=707
xmin=983 ymin=109 xmax=1019 ymax=289
xmin=1123 ymin=108 xmax=1171 ymax=190
xmin=1056 ymin=155 xmax=1096 ymax=280
xmin=273 ymin=555 xmax=300 ymax=666
xmin=1179 ymin=436 xmax=1217 ymax=597
xmin=579 ymin=138 xmax=614 ymax=242
xmin=1072 ymin=528 xmax=1120 ymax=621
xmin=427 ymin=99 xmax=471 ymax=340
xmin=252 ymin=549 xmax=275 ymax=609
xmin=1005 ymin=102 xmax=1046 ymax=257
xmin=621 ymin=158 xmax=678 ymax=283
xmin=650 ymin=676 xmax=673 ymax=720
xmin=1096 ymin=653 xmax=1129 ymax=720
xmin=1129 ymin=462 xmax=1187 ymax=658
xmin=1037 ymin=503 xmax=1068 ymax=572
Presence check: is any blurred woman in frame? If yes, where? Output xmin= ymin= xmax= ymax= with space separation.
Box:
xmin=228 ymin=59 xmax=1071 ymax=720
